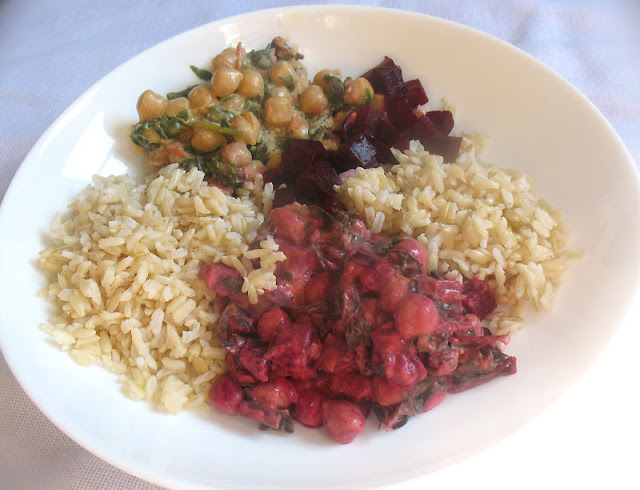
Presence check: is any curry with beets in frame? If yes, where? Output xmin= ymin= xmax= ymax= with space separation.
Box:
xmin=203 ymin=203 xmax=516 ymax=443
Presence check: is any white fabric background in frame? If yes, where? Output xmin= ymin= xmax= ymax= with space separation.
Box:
xmin=1 ymin=1 xmax=638 ymax=489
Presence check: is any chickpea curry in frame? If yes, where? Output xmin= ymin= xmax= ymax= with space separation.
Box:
xmin=131 ymin=37 xmax=374 ymax=188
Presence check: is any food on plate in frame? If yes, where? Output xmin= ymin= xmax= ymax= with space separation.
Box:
xmin=336 ymin=135 xmax=579 ymax=334
xmin=38 ymin=36 xmax=578 ymax=441
xmin=38 ymin=165 xmax=280 ymax=412
xmin=205 ymin=202 xmax=516 ymax=443
xmin=130 ymin=36 xmax=376 ymax=188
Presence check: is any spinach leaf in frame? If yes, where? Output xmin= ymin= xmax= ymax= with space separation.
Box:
xmin=130 ymin=115 xmax=190 ymax=151
xmin=186 ymin=120 xmax=246 ymax=136
xmin=247 ymin=43 xmax=272 ymax=70
xmin=190 ymin=65 xmax=212 ymax=81
xmin=323 ymin=74 xmax=345 ymax=108
xmin=183 ymin=153 xmax=242 ymax=188
xmin=167 ymin=84 xmax=198 ymax=100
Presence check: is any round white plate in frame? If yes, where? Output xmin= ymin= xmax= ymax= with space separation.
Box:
xmin=0 ymin=6 xmax=638 ymax=490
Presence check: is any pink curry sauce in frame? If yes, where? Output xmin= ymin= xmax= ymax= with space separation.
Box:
xmin=202 ymin=203 xmax=516 ymax=444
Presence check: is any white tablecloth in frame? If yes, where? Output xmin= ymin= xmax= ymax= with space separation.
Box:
xmin=1 ymin=1 xmax=638 ymax=488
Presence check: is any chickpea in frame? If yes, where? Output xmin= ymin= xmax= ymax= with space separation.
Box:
xmin=313 ymin=69 xmax=342 ymax=91
xmin=263 ymin=96 xmax=294 ymax=127
xmin=287 ymin=116 xmax=309 ymax=139
xmin=221 ymin=141 xmax=252 ymax=167
xmin=188 ymin=85 xmax=216 ymax=110
xmin=136 ymin=90 xmax=167 ymax=121
xmin=269 ymin=60 xmax=296 ymax=87
xmin=164 ymin=97 xmax=191 ymax=117
xmin=221 ymin=94 xmax=245 ymax=112
xmin=212 ymin=45 xmax=246 ymax=72
xmin=292 ymin=77 xmax=311 ymax=102
xmin=245 ymin=160 xmax=266 ymax=180
xmin=269 ymin=85 xmax=290 ymax=98
xmin=190 ymin=126 xmax=225 ymax=153
xmin=344 ymin=77 xmax=374 ymax=106
xmin=300 ymin=84 xmax=329 ymax=115
xmin=231 ymin=112 xmax=262 ymax=146
xmin=210 ymin=68 xmax=244 ymax=98
xmin=289 ymin=59 xmax=308 ymax=78
xmin=236 ymin=69 xmax=264 ymax=99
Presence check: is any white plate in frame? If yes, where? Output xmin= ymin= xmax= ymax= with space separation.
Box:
xmin=0 ymin=5 xmax=639 ymax=489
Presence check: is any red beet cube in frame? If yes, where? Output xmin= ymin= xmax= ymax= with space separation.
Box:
xmin=386 ymin=98 xmax=418 ymax=132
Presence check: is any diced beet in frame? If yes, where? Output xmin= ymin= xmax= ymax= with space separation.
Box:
xmin=272 ymin=186 xmax=297 ymax=208
xmin=372 ymin=376 xmax=406 ymax=406
xmin=265 ymin=323 xmax=320 ymax=380
xmin=263 ymin=167 xmax=285 ymax=187
xmin=305 ymin=272 xmax=333 ymax=303
xmin=226 ymin=352 xmax=258 ymax=385
xmin=386 ymin=98 xmax=418 ymax=132
xmin=295 ymin=161 xmax=340 ymax=201
xmin=422 ymin=134 xmax=462 ymax=163
xmin=319 ymin=194 xmax=347 ymax=213
xmin=223 ymin=303 xmax=255 ymax=336
xmin=360 ymin=55 xmax=396 ymax=78
xmin=237 ymin=400 xmax=283 ymax=430
xmin=209 ymin=374 xmax=243 ymax=415
xmin=373 ymin=118 xmax=402 ymax=146
xmin=362 ymin=57 xmax=405 ymax=97
xmin=393 ymin=115 xmax=439 ymax=151
xmin=281 ymin=139 xmax=328 ymax=181
xmin=373 ymin=141 xmax=397 ymax=166
xmin=328 ymin=372 xmax=373 ymax=401
xmin=331 ymin=134 xmax=378 ymax=173
xmin=402 ymin=79 xmax=429 ymax=107
xmin=321 ymin=399 xmax=367 ymax=444
xmin=320 ymin=333 xmax=356 ymax=374
xmin=462 ymin=279 xmax=498 ymax=320
xmin=334 ymin=111 xmax=358 ymax=142
xmin=350 ymin=105 xmax=384 ymax=140
xmin=392 ymin=349 xmax=428 ymax=388
xmin=238 ymin=340 xmax=269 ymax=383
xmin=199 ymin=263 xmax=244 ymax=298
xmin=425 ymin=110 xmax=455 ymax=135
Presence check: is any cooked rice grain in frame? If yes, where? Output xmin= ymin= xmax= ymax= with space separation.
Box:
xmin=39 ymin=165 xmax=284 ymax=413
xmin=336 ymin=136 xmax=580 ymax=334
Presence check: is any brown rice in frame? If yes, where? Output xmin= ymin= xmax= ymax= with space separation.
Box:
xmin=38 ymin=164 xmax=285 ymax=412
xmin=336 ymin=135 xmax=580 ymax=334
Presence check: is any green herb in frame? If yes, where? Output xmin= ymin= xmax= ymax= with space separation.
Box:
xmin=206 ymin=105 xmax=235 ymax=124
xmin=183 ymin=153 xmax=242 ymax=188
xmin=244 ymin=98 xmax=263 ymax=118
xmin=309 ymin=114 xmax=331 ymax=141
xmin=247 ymin=44 xmax=272 ymax=70
xmin=190 ymin=65 xmax=212 ymax=81
xmin=130 ymin=115 xmax=190 ymax=151
xmin=251 ymin=131 xmax=279 ymax=162
xmin=362 ymin=89 xmax=373 ymax=107
xmin=186 ymin=120 xmax=246 ymax=136
xmin=323 ymin=74 xmax=345 ymax=108
xmin=166 ymin=84 xmax=198 ymax=100
xmin=282 ymin=75 xmax=296 ymax=92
